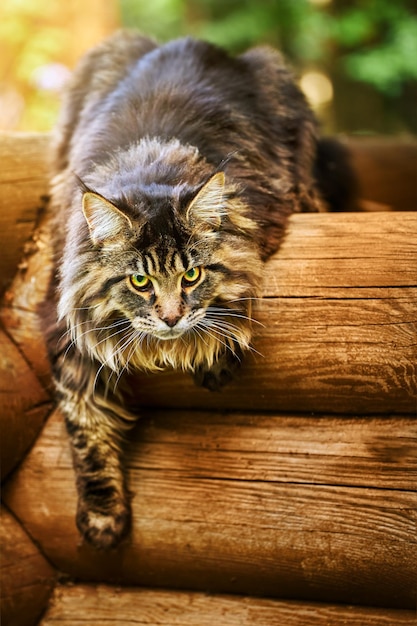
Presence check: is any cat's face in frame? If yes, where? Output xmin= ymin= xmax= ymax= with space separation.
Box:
xmin=60 ymin=172 xmax=261 ymax=372
xmin=127 ymin=261 xmax=214 ymax=341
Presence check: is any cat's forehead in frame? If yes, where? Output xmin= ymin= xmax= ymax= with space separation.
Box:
xmin=130 ymin=192 xmax=193 ymax=267
xmin=138 ymin=244 xmax=190 ymax=277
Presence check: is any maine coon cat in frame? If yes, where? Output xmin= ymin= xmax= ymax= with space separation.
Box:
xmin=45 ymin=29 xmax=327 ymax=549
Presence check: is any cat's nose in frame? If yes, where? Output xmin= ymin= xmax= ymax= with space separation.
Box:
xmin=161 ymin=314 xmax=181 ymax=328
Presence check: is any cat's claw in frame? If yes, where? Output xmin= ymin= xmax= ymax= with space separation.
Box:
xmin=76 ymin=501 xmax=131 ymax=550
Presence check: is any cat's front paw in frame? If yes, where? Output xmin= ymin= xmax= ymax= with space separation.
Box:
xmin=193 ymin=349 xmax=242 ymax=392
xmin=76 ymin=500 xmax=131 ymax=550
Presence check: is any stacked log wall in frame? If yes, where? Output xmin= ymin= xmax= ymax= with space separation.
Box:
xmin=0 ymin=133 xmax=416 ymax=625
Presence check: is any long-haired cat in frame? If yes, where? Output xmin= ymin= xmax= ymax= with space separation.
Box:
xmin=45 ymin=30 xmax=327 ymax=549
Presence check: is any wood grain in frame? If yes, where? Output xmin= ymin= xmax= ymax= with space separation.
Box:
xmin=131 ymin=411 xmax=417 ymax=490
xmin=0 ymin=328 xmax=51 ymax=481
xmin=1 ymin=205 xmax=55 ymax=387
xmin=39 ymin=584 xmax=417 ymax=626
xmin=4 ymin=410 xmax=416 ymax=609
xmin=131 ymin=287 xmax=417 ymax=414
xmin=0 ymin=132 xmax=50 ymax=295
xmin=0 ymin=505 xmax=56 ymax=626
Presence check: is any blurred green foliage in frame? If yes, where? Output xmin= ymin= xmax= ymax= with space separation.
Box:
xmin=120 ymin=0 xmax=417 ymax=97
xmin=333 ymin=1 xmax=417 ymax=95
xmin=1 ymin=0 xmax=416 ymax=132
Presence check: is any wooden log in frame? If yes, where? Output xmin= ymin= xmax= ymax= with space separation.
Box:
xmin=39 ymin=584 xmax=417 ymax=626
xmin=0 ymin=505 xmax=56 ymax=626
xmin=343 ymin=136 xmax=417 ymax=212
xmin=2 ymin=209 xmax=416 ymax=415
xmin=0 ymin=132 xmax=50 ymax=295
xmin=0 ymin=132 xmax=415 ymax=297
xmin=3 ymin=409 xmax=416 ymax=609
xmin=0 ymin=328 xmax=51 ymax=481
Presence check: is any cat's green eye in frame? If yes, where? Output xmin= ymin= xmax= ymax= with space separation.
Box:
xmin=182 ymin=267 xmax=201 ymax=286
xmin=130 ymin=274 xmax=150 ymax=290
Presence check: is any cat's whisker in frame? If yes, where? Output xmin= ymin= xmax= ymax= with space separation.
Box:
xmin=92 ymin=321 xmax=132 ymax=350
xmin=109 ymin=326 xmax=139 ymax=364
xmin=201 ymin=317 xmax=264 ymax=359
xmin=92 ymin=361 xmax=107 ymax=401
xmin=205 ymin=322 xmax=243 ymax=339
xmin=204 ymin=312 xmax=258 ymax=336
xmin=92 ymin=330 xmax=135 ymax=398
xmin=246 ymin=344 xmax=264 ymax=359
xmin=124 ymin=329 xmax=146 ymax=366
xmin=227 ymin=296 xmax=263 ymax=304
xmin=72 ymin=304 xmax=102 ymax=311
xmin=67 ymin=318 xmax=130 ymax=345
xmin=201 ymin=321 xmax=243 ymax=347
xmin=63 ymin=319 xmax=129 ymax=355
xmin=205 ymin=307 xmax=265 ymax=327
xmin=195 ymin=321 xmax=237 ymax=356
xmin=56 ymin=327 xmax=73 ymax=351
xmin=56 ymin=318 xmax=99 ymax=348
xmin=208 ymin=303 xmax=248 ymax=310
xmin=113 ymin=331 xmax=144 ymax=391
xmin=203 ymin=315 xmax=239 ymax=331
xmin=191 ymin=325 xmax=210 ymax=349
xmin=119 ymin=339 xmax=137 ymax=375
xmin=63 ymin=319 xmax=130 ymax=369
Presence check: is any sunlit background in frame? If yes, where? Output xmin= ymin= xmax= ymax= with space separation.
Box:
xmin=1 ymin=0 xmax=416 ymax=134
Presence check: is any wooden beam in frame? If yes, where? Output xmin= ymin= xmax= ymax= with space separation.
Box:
xmin=0 ymin=505 xmax=56 ymax=626
xmin=0 ymin=132 xmax=416 ymax=296
xmin=4 ymin=409 xmax=416 ymax=609
xmin=39 ymin=584 xmax=417 ymax=626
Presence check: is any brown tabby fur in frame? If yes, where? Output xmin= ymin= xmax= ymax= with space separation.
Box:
xmin=44 ymin=30 xmax=325 ymax=549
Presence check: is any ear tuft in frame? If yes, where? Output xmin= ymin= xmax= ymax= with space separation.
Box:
xmin=82 ymin=192 xmax=132 ymax=244
xmin=186 ymin=172 xmax=226 ymax=229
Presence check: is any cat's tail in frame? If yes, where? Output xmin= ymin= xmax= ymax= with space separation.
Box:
xmin=314 ymin=137 xmax=359 ymax=212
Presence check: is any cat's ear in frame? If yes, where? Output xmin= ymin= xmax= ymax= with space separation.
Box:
xmin=82 ymin=192 xmax=132 ymax=244
xmin=186 ymin=172 xmax=226 ymax=229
